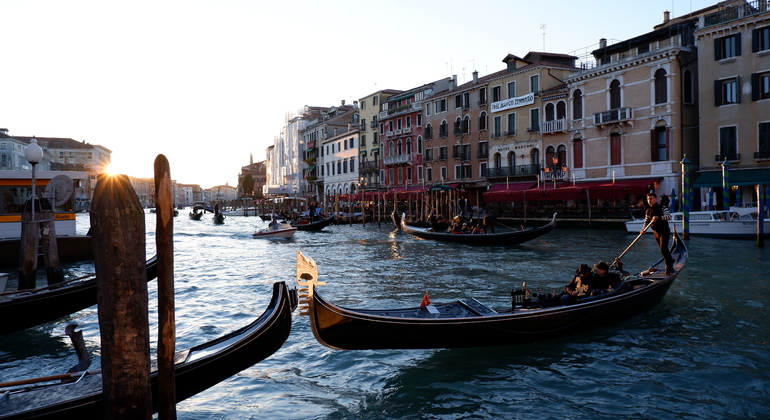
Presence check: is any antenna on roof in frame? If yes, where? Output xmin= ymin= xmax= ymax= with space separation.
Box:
xmin=540 ymin=23 xmax=546 ymax=51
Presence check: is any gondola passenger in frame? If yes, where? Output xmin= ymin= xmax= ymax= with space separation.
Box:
xmin=590 ymin=261 xmax=622 ymax=296
xmin=562 ymin=264 xmax=596 ymax=304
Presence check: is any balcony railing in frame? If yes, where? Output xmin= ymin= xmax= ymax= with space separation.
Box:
xmin=483 ymin=164 xmax=541 ymax=178
xmin=540 ymin=118 xmax=567 ymax=134
xmin=361 ymin=160 xmax=380 ymax=170
xmin=505 ymin=129 xmax=516 ymax=137
xmin=593 ymin=107 xmax=633 ymax=125
xmin=477 ymin=149 xmax=489 ymax=159
xmin=452 ymin=152 xmax=470 ymax=161
xmin=383 ymin=154 xmax=412 ymax=166
xmin=716 ymin=153 xmax=740 ymax=162
xmin=704 ymin=1 xmax=767 ymax=27
xmin=379 ymin=102 xmax=422 ymax=119
xmin=755 ymin=150 xmax=770 ymax=160
xmin=439 ymin=128 xmax=449 ymax=138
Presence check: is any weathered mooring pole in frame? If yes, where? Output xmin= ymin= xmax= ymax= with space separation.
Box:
xmin=154 ymin=155 xmax=177 ymax=419
xmin=91 ymin=174 xmax=152 ymax=419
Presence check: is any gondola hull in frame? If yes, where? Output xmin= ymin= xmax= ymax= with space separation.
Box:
xmin=296 ymin=232 xmax=686 ymax=350
xmin=291 ymin=216 xmax=335 ymax=231
xmin=401 ymin=213 xmax=557 ymax=245
xmin=0 ymin=256 xmax=159 ymax=335
xmin=0 ymin=281 xmax=294 ymax=419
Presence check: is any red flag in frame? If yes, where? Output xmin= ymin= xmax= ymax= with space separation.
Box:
xmin=420 ymin=292 xmax=430 ymax=307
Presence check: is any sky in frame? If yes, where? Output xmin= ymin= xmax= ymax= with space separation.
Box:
xmin=1 ymin=0 xmax=719 ymax=189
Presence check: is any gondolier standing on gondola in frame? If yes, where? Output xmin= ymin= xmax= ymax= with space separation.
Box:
xmin=641 ymin=192 xmax=675 ymax=274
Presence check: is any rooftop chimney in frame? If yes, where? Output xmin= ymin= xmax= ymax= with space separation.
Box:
xmin=473 ymin=70 xmax=478 ymax=83
xmin=599 ymin=38 xmax=607 ymax=49
xmin=663 ymin=10 xmax=670 ymax=23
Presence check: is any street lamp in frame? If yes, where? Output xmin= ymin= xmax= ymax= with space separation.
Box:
xmin=25 ymin=136 xmax=44 ymax=221
xmin=542 ymin=156 xmax=568 ymax=188
xmin=293 ymin=185 xmax=298 ymax=213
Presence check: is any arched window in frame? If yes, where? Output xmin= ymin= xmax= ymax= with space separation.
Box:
xmin=463 ymin=116 xmax=471 ymax=133
xmin=557 ymin=145 xmax=567 ymax=166
xmin=406 ymin=138 xmax=412 ymax=154
xmin=572 ymin=89 xmax=583 ymax=119
xmin=655 ymin=69 xmax=668 ymax=104
xmin=507 ymin=151 xmax=516 ymax=168
xmin=556 ymin=101 xmax=566 ymax=119
xmin=610 ymin=80 xmax=621 ymax=109
xmin=397 ymin=139 xmax=403 ymax=155
xmin=454 ymin=117 xmax=462 ymax=134
xmin=388 ymin=141 xmax=394 ymax=157
xmin=417 ymin=136 xmax=423 ymax=154
xmin=545 ymin=103 xmax=555 ymax=121
xmin=440 ymin=121 xmax=448 ymax=137
xmin=545 ymin=146 xmax=556 ymax=166
xmin=572 ymin=136 xmax=584 ymax=169
xmin=479 ymin=111 xmax=487 ymax=130
xmin=425 ymin=123 xmax=433 ymax=139
xmin=494 ymin=153 xmax=502 ymax=168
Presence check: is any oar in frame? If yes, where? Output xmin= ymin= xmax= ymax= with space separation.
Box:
xmin=612 ymin=221 xmax=653 ymax=267
xmin=0 ymin=369 xmax=102 ymax=388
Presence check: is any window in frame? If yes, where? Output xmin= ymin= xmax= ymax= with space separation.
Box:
xmin=652 ymin=126 xmax=669 ymax=161
xmin=572 ymin=89 xmax=583 ymax=119
xmin=462 ymin=116 xmax=470 ymax=134
xmin=492 ymin=86 xmax=501 ymax=102
xmin=545 ymin=103 xmax=555 ymax=121
xmin=530 ymin=75 xmax=539 ymax=94
xmin=435 ymin=99 xmax=447 ymax=113
xmin=406 ymin=116 xmax=411 ymax=128
xmin=715 ymin=33 xmax=741 ymax=60
xmin=556 ymin=101 xmax=566 ymax=119
xmin=610 ymin=132 xmax=622 ymax=166
xmin=529 ymin=108 xmax=539 ymax=132
xmin=406 ymin=167 xmax=412 ymax=183
xmin=683 ymin=70 xmax=694 ymax=104
xmin=478 ymin=112 xmax=487 ymax=131
xmin=506 ymin=113 xmax=516 ymax=135
xmin=753 ymin=26 xmax=770 ymax=52
xmin=454 ymin=117 xmax=462 ymax=134
xmin=463 ymin=92 xmax=470 ymax=109
xmin=758 ymin=122 xmax=770 ymax=159
xmin=573 ymin=137 xmax=583 ymax=169
xmin=425 ymin=147 xmax=433 ymax=161
xmin=455 ymin=94 xmax=462 ymax=109
xmin=426 ymin=102 xmax=432 ymax=116
xmin=719 ymin=126 xmax=738 ymax=161
xmin=610 ymin=80 xmax=621 ymax=109
xmin=360 ymin=100 xmax=366 ymax=110
xmin=406 ymin=138 xmax=411 ymax=154
xmin=373 ymin=97 xmax=378 ymax=106
xmin=426 ymin=166 xmax=433 ymax=182
xmin=751 ymin=71 xmax=770 ymax=101
xmin=417 ymin=136 xmax=423 ymax=154
xmin=715 ymin=77 xmax=740 ymax=106
xmin=361 ymin=134 xmax=366 ymax=147
xmin=439 ymin=146 xmax=447 ymax=160
xmin=493 ymin=116 xmax=502 ymax=138
xmin=654 ymin=69 xmax=667 ymax=104
xmin=638 ymin=44 xmax=650 ymax=54
xmin=479 ymin=87 xmax=487 ymax=105
xmin=507 ymin=81 xmax=516 ymax=98
xmin=425 ymin=124 xmax=433 ymax=139
xmin=440 ymin=121 xmax=448 ymax=137
xmin=440 ymin=166 xmax=447 ymax=181
xmin=417 ymin=113 xmax=422 ymax=126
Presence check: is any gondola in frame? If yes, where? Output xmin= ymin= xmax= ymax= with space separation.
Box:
xmin=0 ymin=256 xmax=159 ymax=335
xmin=295 ymin=231 xmax=687 ymax=350
xmin=188 ymin=207 xmax=203 ymax=220
xmin=392 ymin=211 xmax=451 ymax=232
xmin=291 ymin=216 xmax=335 ymax=232
xmin=400 ymin=212 xmax=557 ymax=245
xmin=0 ymin=281 xmax=295 ymax=419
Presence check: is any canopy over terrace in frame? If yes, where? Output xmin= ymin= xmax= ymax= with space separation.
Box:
xmin=483 ymin=179 xmax=658 ymax=203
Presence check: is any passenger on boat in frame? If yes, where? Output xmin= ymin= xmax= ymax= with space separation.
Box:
xmin=590 ymin=261 xmax=622 ymax=296
xmin=450 ymin=216 xmax=463 ymax=233
xmin=483 ymin=210 xmax=497 ymax=234
xmin=560 ymin=264 xmax=597 ymax=304
xmin=641 ymin=192 xmax=675 ymax=274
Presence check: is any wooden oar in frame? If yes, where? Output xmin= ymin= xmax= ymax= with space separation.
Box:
xmin=613 ymin=221 xmax=653 ymax=266
xmin=0 ymin=369 xmax=102 ymax=388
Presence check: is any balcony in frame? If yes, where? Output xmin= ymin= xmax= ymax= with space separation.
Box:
xmin=439 ymin=128 xmax=449 ymax=138
xmin=492 ymin=132 xmax=502 ymax=139
xmin=704 ymin=1 xmax=767 ymax=27
xmin=361 ymin=160 xmax=380 ymax=171
xmin=593 ymin=107 xmax=633 ymax=126
xmin=477 ymin=149 xmax=489 ymax=159
xmin=483 ymin=164 xmax=541 ymax=178
xmin=716 ymin=153 xmax=740 ymax=162
xmin=540 ymin=118 xmax=567 ymax=134
xmin=504 ymin=129 xmax=516 ymax=137
xmin=383 ymin=154 xmax=412 ymax=166
xmin=452 ymin=152 xmax=470 ymax=161
xmin=379 ymin=102 xmax=422 ymax=119
xmin=755 ymin=150 xmax=770 ymax=160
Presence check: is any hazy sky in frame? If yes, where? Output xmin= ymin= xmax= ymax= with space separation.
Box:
xmin=2 ymin=0 xmax=716 ymax=188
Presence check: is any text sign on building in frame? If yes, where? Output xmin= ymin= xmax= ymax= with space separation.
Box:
xmin=491 ymin=92 xmax=535 ymax=113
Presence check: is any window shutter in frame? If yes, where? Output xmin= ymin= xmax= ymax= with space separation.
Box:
xmin=714 ymin=39 xmax=722 ymax=60
xmin=753 ymin=28 xmax=760 ymax=53
xmin=736 ymin=76 xmax=741 ymax=103
xmin=752 ymin=73 xmax=760 ymax=101
xmin=650 ymin=130 xmax=657 ymax=161
xmin=736 ymin=33 xmax=742 ymax=56
xmin=714 ymin=80 xmax=722 ymax=106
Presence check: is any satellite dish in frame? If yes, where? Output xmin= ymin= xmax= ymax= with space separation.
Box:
xmin=44 ymin=175 xmax=74 ymax=206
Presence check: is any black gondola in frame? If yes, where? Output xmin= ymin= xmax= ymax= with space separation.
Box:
xmin=295 ymin=231 xmax=687 ymax=350
xmin=0 ymin=281 xmax=294 ymax=419
xmin=0 ymin=256 xmax=158 ymax=335
xmin=400 ymin=212 xmax=557 ymax=245
xmin=188 ymin=207 xmax=203 ymax=221
xmin=291 ymin=216 xmax=335 ymax=232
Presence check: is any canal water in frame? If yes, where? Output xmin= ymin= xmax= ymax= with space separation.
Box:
xmin=1 ymin=211 xmax=768 ymax=419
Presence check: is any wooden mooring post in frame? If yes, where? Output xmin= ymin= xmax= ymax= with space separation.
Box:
xmin=154 ymin=155 xmax=177 ymax=419
xmin=91 ymin=174 xmax=152 ymax=419
xmin=18 ymin=197 xmax=64 ymax=290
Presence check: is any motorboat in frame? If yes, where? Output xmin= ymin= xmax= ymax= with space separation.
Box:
xmin=253 ymin=221 xmax=296 ymax=239
xmin=625 ymin=208 xmax=770 ymax=238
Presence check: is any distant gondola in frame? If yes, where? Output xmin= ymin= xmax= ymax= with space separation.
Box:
xmin=0 ymin=256 xmax=159 ymax=335
xmin=188 ymin=209 xmax=203 ymax=220
xmin=0 ymin=281 xmax=295 ymax=419
xmin=295 ymin=231 xmax=687 ymax=350
xmin=400 ymin=212 xmax=557 ymax=245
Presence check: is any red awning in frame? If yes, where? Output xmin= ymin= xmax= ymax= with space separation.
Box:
xmin=483 ymin=182 xmax=538 ymax=203
xmin=482 ymin=179 xmax=658 ymax=203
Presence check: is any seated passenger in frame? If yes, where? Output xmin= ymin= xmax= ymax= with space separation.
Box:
xmin=561 ymin=264 xmax=596 ymax=304
xmin=590 ymin=261 xmax=622 ymax=296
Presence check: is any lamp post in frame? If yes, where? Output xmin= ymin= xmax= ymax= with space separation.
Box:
xmin=25 ymin=136 xmax=44 ymax=221
xmin=293 ymin=185 xmax=298 ymax=213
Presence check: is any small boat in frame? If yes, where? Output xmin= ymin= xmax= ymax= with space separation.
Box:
xmin=188 ymin=208 xmax=203 ymax=221
xmin=392 ymin=211 xmax=450 ymax=231
xmin=0 ymin=256 xmax=159 ymax=335
xmin=625 ymin=208 xmax=770 ymax=238
xmin=0 ymin=236 xmax=93 ymax=267
xmin=295 ymin=232 xmax=687 ymax=350
xmin=291 ymin=216 xmax=335 ymax=232
xmin=400 ymin=212 xmax=557 ymax=245
xmin=253 ymin=221 xmax=297 ymax=239
xmin=0 ymin=281 xmax=295 ymax=418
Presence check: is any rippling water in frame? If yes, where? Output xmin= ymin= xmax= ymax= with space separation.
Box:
xmin=1 ymin=212 xmax=769 ymax=419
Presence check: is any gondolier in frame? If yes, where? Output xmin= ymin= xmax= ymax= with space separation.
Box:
xmin=641 ymin=192 xmax=675 ymax=274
